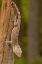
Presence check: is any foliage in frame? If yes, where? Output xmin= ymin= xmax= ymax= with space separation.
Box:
xmin=21 ymin=0 xmax=28 ymax=23
xmin=15 ymin=57 xmax=27 ymax=64
xmin=0 ymin=0 xmax=2 ymax=7
xmin=29 ymin=57 xmax=42 ymax=64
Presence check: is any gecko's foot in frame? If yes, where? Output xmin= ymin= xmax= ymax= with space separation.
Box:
xmin=5 ymin=39 xmax=8 ymax=44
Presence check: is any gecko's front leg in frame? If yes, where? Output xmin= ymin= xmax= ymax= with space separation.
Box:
xmin=5 ymin=39 xmax=12 ymax=45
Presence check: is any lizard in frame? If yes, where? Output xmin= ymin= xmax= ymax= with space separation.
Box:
xmin=5 ymin=1 xmax=22 ymax=57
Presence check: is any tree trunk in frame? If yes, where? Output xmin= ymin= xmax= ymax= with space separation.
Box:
xmin=28 ymin=0 xmax=40 ymax=62
xmin=0 ymin=0 xmax=14 ymax=64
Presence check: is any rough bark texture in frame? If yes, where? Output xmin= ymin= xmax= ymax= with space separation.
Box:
xmin=0 ymin=0 xmax=14 ymax=64
xmin=28 ymin=0 xmax=40 ymax=62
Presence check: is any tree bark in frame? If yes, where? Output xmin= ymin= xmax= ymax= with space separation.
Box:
xmin=0 ymin=0 xmax=14 ymax=64
xmin=28 ymin=0 xmax=40 ymax=62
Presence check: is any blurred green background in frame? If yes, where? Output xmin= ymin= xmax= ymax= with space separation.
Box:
xmin=0 ymin=0 xmax=42 ymax=64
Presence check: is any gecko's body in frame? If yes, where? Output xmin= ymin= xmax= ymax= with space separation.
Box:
xmin=11 ymin=2 xmax=21 ymax=46
xmin=5 ymin=2 xmax=22 ymax=57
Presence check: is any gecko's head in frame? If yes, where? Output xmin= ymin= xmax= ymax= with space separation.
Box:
xmin=13 ymin=45 xmax=22 ymax=57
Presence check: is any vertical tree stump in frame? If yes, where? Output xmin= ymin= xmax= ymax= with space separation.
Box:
xmin=0 ymin=0 xmax=14 ymax=64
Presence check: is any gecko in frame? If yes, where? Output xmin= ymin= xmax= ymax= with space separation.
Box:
xmin=5 ymin=1 xmax=22 ymax=57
